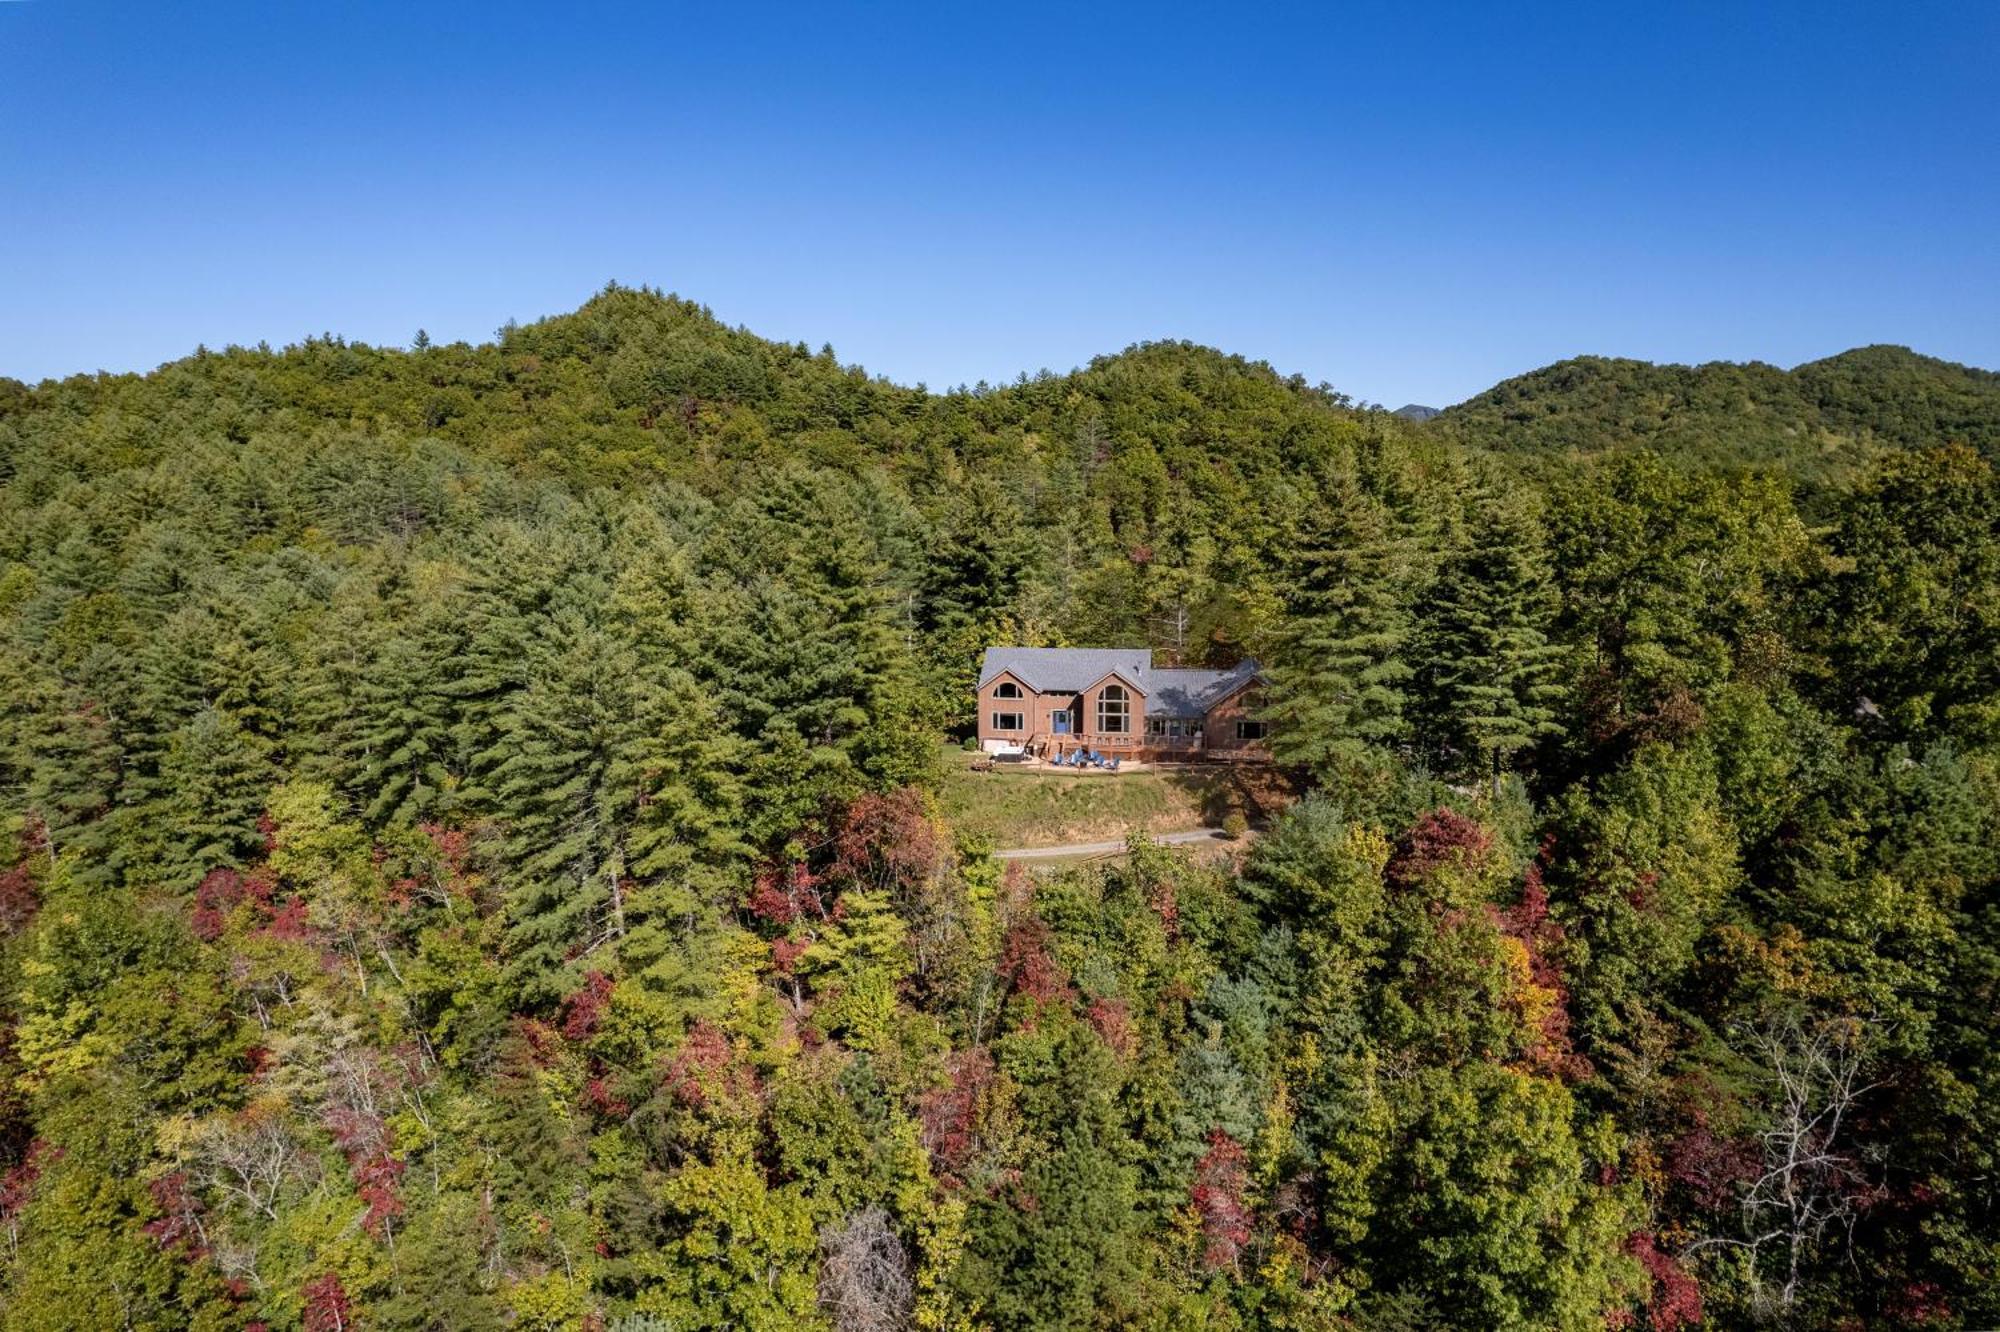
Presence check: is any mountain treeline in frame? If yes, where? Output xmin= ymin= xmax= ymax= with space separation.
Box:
xmin=1 ymin=285 xmax=1998 ymax=1330
xmin=1433 ymin=344 xmax=2000 ymax=491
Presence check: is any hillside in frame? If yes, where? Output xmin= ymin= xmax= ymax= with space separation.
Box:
xmin=2 ymin=288 xmax=1999 ymax=1330
xmin=1432 ymin=344 xmax=2000 ymax=486
xmin=0 ymin=286 xmax=1425 ymax=691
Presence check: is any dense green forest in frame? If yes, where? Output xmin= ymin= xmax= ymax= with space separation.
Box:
xmin=2 ymin=285 xmax=1998 ymax=1330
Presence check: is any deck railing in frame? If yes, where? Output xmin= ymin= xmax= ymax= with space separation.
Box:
xmin=1023 ymin=731 xmax=1270 ymax=764
xmin=1048 ymin=730 xmax=1148 ymax=752
xmin=1037 ymin=730 xmax=1223 ymax=749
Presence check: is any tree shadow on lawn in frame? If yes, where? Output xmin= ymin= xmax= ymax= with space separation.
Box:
xmin=1155 ymin=763 xmax=1300 ymax=829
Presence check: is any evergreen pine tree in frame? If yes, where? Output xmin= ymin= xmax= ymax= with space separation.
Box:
xmin=289 ymin=588 xmax=383 ymax=788
xmin=448 ymin=516 xmax=594 ymax=792
xmin=483 ymin=590 xmax=645 ymax=1005
xmin=606 ymin=513 xmax=750 ymax=1002
xmin=1263 ymin=473 xmax=1414 ymax=788
xmin=14 ymin=678 xmax=122 ymax=876
xmin=350 ymin=609 xmax=469 ymax=826
xmin=152 ymin=705 xmax=276 ymax=885
xmin=921 ymin=475 xmax=1032 ymax=636
xmin=1412 ymin=489 xmax=1566 ymax=785
xmin=703 ymin=474 xmax=912 ymax=781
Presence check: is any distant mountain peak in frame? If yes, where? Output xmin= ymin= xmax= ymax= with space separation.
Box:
xmin=1393 ymin=403 xmax=1441 ymax=422
xmin=1432 ymin=344 xmax=2000 ymax=485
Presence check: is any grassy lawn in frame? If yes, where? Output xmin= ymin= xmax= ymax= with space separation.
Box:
xmin=934 ymin=744 xmax=1294 ymax=850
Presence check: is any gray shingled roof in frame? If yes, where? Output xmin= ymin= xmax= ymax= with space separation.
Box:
xmin=1144 ymin=662 xmax=1263 ymax=718
xmin=979 ymin=648 xmax=1261 ymax=719
xmin=980 ymin=647 xmax=1152 ymax=693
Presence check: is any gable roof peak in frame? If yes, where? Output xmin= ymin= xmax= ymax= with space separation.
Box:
xmin=979 ymin=646 xmax=1153 ymax=692
xmin=979 ymin=648 xmax=1262 ymax=718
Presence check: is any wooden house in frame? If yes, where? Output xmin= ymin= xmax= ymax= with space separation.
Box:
xmin=974 ymin=647 xmax=1270 ymax=762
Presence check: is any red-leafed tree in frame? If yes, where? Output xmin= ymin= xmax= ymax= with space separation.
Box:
xmin=143 ymin=1171 xmax=209 ymax=1256
xmin=1496 ymin=856 xmax=1592 ymax=1079
xmin=1085 ymin=997 xmax=1137 ymax=1059
xmin=919 ymin=1047 xmax=995 ymax=1187
xmin=302 ymin=1271 xmax=353 ymax=1332
xmin=662 ymin=1020 xmax=744 ymax=1110
xmin=748 ymin=859 xmax=826 ymax=927
xmin=1624 ymin=1231 xmax=1703 ymax=1331
xmin=829 ymin=788 xmax=942 ymax=897
xmin=559 ymin=970 xmax=615 ymax=1042
xmin=1 ymin=1140 xmax=55 ymax=1255
xmin=1388 ymin=806 xmax=1495 ymax=890
xmin=998 ymin=913 xmax=1071 ymax=1007
xmin=0 ymin=832 xmax=39 ymax=942
xmin=1190 ymin=1130 xmax=1252 ymax=1275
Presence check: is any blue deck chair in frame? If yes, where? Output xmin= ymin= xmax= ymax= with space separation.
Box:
xmin=1108 ymin=756 xmax=1122 ymax=771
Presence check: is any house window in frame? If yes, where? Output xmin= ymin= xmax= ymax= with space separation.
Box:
xmin=1235 ymin=720 xmax=1268 ymax=741
xmin=994 ymin=681 xmax=1023 ymax=699
xmin=1096 ymin=684 xmax=1130 ymax=734
xmin=991 ymin=712 xmax=1024 ymax=732
xmin=1148 ymin=717 xmax=1165 ymax=736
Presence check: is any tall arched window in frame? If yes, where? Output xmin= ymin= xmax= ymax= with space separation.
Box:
xmin=1096 ymin=684 xmax=1130 ymax=734
xmin=994 ymin=681 xmax=1023 ymax=699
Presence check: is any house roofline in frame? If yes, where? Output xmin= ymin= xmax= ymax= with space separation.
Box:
xmin=1201 ymin=672 xmax=1266 ymax=714
xmin=979 ymin=668 xmax=1037 ymax=695
xmin=1076 ymin=668 xmax=1149 ymax=696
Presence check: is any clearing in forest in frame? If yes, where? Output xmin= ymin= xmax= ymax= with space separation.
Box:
xmin=935 ymin=743 xmax=1295 ymax=851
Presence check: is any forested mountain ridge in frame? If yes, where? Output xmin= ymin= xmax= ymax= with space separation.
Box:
xmin=1432 ymin=343 xmax=2000 ymax=487
xmin=0 ymin=289 xmax=1371 ymax=490
xmin=2 ymin=285 xmax=1999 ymax=1331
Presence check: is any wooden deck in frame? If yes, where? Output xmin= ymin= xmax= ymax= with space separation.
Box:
xmin=1005 ymin=729 xmax=1272 ymax=767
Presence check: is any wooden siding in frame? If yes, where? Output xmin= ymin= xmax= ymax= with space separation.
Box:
xmin=975 ymin=672 xmax=1080 ymax=749
xmin=1198 ymin=682 xmax=1271 ymax=759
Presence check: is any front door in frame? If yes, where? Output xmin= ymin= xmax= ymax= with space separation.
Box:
xmin=1052 ymin=710 xmax=1071 ymax=735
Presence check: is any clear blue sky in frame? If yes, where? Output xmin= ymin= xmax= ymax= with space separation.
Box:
xmin=3 ymin=2 xmax=1995 ymax=408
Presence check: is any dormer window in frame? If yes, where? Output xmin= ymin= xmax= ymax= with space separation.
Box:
xmin=994 ymin=681 xmax=1023 ymax=699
